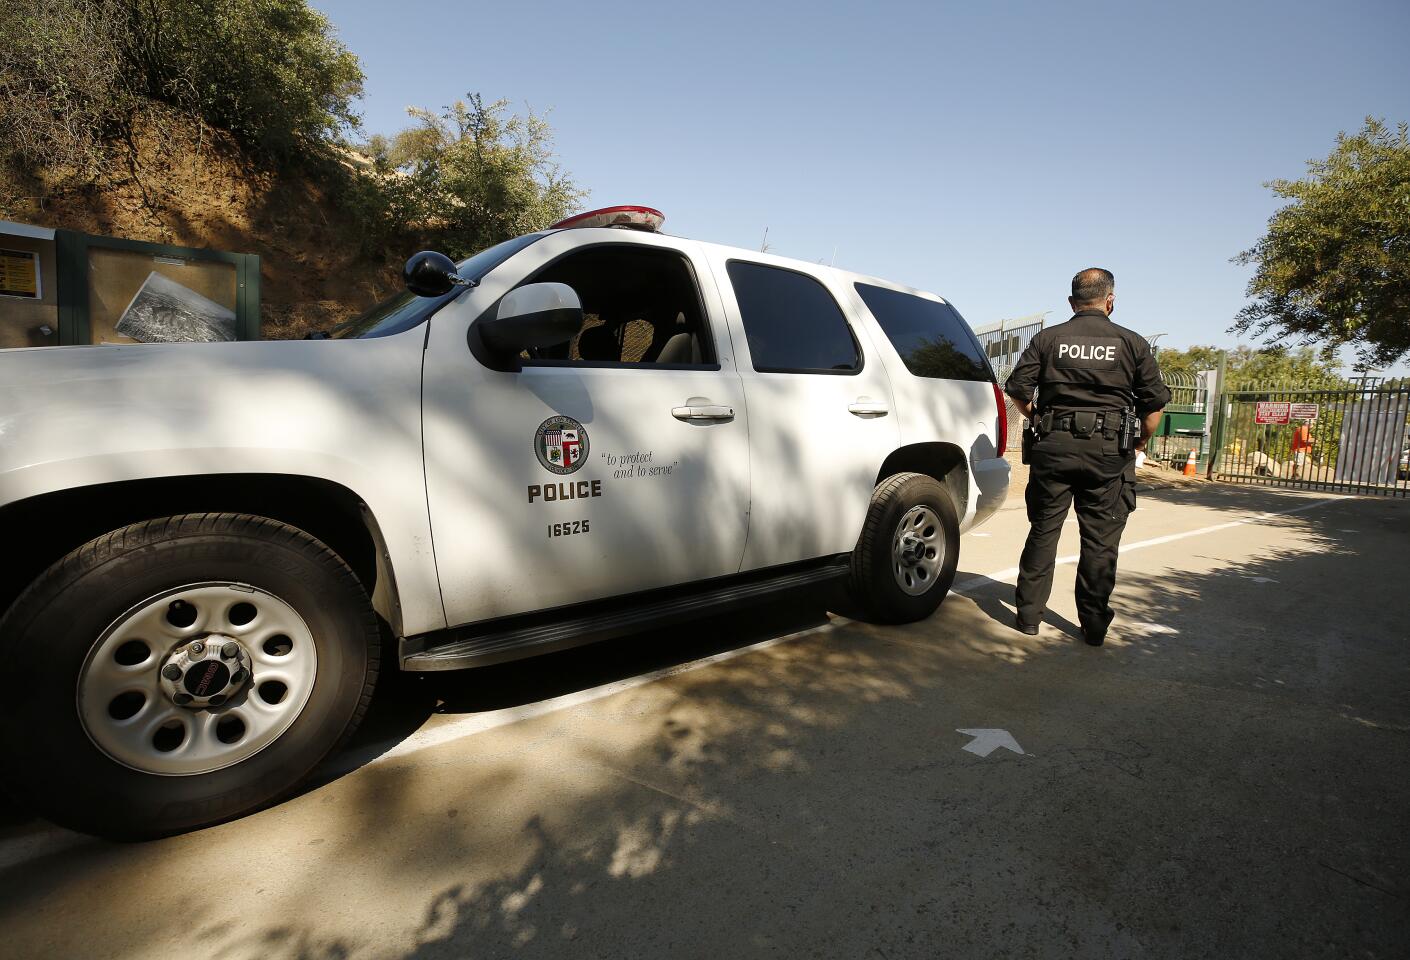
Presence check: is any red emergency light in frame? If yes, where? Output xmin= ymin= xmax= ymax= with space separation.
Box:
xmin=550 ymin=205 xmax=665 ymax=232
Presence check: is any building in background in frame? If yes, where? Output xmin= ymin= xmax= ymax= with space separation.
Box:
xmin=972 ymin=312 xmax=1047 ymax=380
xmin=974 ymin=312 xmax=1047 ymax=452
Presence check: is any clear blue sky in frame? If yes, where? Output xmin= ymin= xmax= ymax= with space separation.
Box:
xmin=315 ymin=0 xmax=1409 ymax=372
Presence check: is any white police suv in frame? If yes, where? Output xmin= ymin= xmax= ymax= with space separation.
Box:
xmin=0 ymin=205 xmax=1009 ymax=837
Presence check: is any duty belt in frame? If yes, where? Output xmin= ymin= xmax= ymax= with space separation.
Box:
xmin=1039 ymin=410 xmax=1117 ymax=438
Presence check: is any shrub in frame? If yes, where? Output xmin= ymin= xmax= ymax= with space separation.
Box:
xmin=352 ymin=94 xmax=585 ymax=258
xmin=0 ymin=0 xmax=362 ymax=177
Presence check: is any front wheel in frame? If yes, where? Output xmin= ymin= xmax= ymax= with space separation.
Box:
xmin=849 ymin=472 xmax=961 ymax=624
xmin=0 ymin=514 xmax=379 ymax=839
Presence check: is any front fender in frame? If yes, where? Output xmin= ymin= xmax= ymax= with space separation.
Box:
xmin=0 ymin=334 xmax=447 ymax=635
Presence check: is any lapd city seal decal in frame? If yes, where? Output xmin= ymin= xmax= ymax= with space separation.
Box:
xmin=534 ymin=416 xmax=589 ymax=475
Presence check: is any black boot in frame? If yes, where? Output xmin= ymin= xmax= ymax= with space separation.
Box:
xmin=1082 ymin=609 xmax=1115 ymax=646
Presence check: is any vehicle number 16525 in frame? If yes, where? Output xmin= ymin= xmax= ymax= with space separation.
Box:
xmin=548 ymin=520 xmax=590 ymax=538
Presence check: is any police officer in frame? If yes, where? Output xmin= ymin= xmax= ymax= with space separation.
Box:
xmin=1004 ymin=268 xmax=1170 ymax=645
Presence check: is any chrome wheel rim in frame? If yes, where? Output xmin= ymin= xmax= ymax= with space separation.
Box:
xmin=892 ymin=505 xmax=944 ymax=596
xmin=77 ymin=582 xmax=318 ymax=776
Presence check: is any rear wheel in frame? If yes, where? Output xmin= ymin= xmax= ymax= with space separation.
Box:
xmin=0 ymin=514 xmax=379 ymax=839
xmin=850 ymin=472 xmax=960 ymax=623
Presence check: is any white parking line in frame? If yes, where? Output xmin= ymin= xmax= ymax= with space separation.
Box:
xmin=0 ymin=625 xmax=854 ymax=870
xmin=364 ymin=620 xmax=846 ymax=766
xmin=952 ymin=495 xmax=1346 ymax=596
xmin=0 ymin=492 xmax=1352 ymax=870
xmin=370 ymin=496 xmax=1348 ymax=763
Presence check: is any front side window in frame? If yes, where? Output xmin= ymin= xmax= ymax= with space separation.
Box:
xmin=855 ymin=282 xmax=992 ymax=382
xmin=518 ymin=245 xmax=715 ymax=367
xmin=727 ymin=261 xmax=859 ymax=373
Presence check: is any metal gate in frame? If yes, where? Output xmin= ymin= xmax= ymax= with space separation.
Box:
xmin=1214 ymin=384 xmax=1410 ymax=497
xmin=1150 ymin=369 xmax=1210 ymax=471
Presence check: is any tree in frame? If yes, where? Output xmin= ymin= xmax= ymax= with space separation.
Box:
xmin=123 ymin=0 xmax=364 ymax=164
xmin=1232 ymin=118 xmax=1410 ymax=368
xmin=0 ymin=0 xmax=362 ymax=175
xmin=1157 ymin=344 xmax=1347 ymax=387
xmin=1152 ymin=345 xmax=1225 ymax=379
xmin=0 ymin=1 xmax=135 ymax=178
xmin=352 ymin=94 xmax=584 ymax=259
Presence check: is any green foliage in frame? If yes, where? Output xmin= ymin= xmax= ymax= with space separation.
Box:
xmin=0 ymin=1 xmax=131 ymax=175
xmin=1233 ymin=118 xmax=1410 ymax=368
xmin=123 ymin=0 xmax=363 ymax=163
xmin=0 ymin=0 xmax=362 ymax=177
xmin=351 ymin=95 xmax=585 ymax=259
xmin=1 ymin=3 xmax=585 ymax=314
xmin=1158 ymin=344 xmax=1348 ymax=388
xmin=1153 ymin=345 xmax=1225 ymax=379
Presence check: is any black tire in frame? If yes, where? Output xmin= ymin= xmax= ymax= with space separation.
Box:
xmin=0 ymin=513 xmax=379 ymax=839
xmin=849 ymin=472 xmax=960 ymax=624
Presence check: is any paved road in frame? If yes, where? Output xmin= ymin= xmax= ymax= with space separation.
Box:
xmin=1 ymin=481 xmax=1407 ymax=959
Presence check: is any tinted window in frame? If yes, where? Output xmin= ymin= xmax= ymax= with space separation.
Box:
xmin=855 ymin=283 xmax=992 ymax=381
xmin=728 ymin=261 xmax=859 ymax=373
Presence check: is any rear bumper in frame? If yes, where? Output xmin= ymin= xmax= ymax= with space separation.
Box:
xmin=968 ymin=455 xmax=1010 ymax=529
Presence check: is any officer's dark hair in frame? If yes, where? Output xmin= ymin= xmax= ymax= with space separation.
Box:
xmin=1071 ymin=267 xmax=1115 ymax=305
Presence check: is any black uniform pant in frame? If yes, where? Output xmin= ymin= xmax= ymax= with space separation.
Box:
xmin=1016 ymin=429 xmax=1137 ymax=633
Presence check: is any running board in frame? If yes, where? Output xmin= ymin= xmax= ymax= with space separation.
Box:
xmin=401 ymin=556 xmax=851 ymax=672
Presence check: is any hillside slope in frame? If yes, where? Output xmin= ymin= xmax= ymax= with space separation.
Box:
xmin=2 ymin=123 xmax=401 ymax=339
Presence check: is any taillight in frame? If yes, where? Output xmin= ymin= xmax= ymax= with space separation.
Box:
xmin=992 ymin=382 xmax=1008 ymax=454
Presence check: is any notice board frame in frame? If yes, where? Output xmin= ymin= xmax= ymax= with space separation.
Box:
xmin=53 ymin=229 xmax=260 ymax=345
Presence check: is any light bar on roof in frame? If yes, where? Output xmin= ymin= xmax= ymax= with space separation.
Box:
xmin=550 ymin=205 xmax=665 ymax=232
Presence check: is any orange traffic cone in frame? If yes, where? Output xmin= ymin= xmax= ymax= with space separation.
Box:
xmin=1182 ymin=449 xmax=1198 ymax=476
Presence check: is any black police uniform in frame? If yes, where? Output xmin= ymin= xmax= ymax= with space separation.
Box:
xmin=1004 ymin=309 xmax=1171 ymax=641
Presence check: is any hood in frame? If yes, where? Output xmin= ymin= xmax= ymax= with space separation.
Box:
xmin=0 ymin=335 xmax=426 ymax=499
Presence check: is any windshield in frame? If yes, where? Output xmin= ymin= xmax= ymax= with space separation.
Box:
xmin=331 ymin=232 xmax=547 ymax=339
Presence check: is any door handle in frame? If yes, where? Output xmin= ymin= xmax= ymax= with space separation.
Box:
xmin=848 ymin=398 xmax=890 ymax=418
xmin=672 ymin=404 xmax=735 ymax=422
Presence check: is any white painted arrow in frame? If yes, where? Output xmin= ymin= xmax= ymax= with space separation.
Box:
xmin=1129 ymin=622 xmax=1178 ymax=636
xmin=956 ymin=728 xmax=1025 ymax=758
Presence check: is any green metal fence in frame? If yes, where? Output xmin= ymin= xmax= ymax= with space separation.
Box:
xmin=1213 ymin=384 xmax=1410 ymax=497
xmin=1149 ymin=369 xmax=1209 ymax=471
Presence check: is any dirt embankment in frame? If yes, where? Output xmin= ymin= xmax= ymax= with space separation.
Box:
xmin=2 ymin=119 xmax=399 ymax=339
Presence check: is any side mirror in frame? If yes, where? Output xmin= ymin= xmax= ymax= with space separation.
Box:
xmin=404 ymin=251 xmax=469 ymax=297
xmin=480 ymin=282 xmax=583 ymax=354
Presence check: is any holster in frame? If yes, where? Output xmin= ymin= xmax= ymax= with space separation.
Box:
xmin=1022 ymin=411 xmax=1051 ymax=464
xmin=1117 ymin=407 xmax=1140 ymax=454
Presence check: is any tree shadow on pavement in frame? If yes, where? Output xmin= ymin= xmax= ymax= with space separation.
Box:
xmin=956 ymin=573 xmax=1085 ymax=642
xmin=315 ymin=587 xmax=835 ymax=785
xmin=3 ymin=491 xmax=1407 ymax=960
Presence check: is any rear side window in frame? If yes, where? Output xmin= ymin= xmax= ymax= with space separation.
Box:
xmin=855 ymin=283 xmax=992 ymax=382
xmin=727 ymin=261 xmax=860 ymax=373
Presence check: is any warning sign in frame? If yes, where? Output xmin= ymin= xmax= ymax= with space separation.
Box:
xmin=1289 ymin=402 xmax=1319 ymax=421
xmin=0 ymin=249 xmax=39 ymax=299
xmin=1255 ymin=402 xmax=1291 ymax=425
